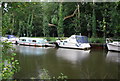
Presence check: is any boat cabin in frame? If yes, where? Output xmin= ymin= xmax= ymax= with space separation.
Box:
xmin=18 ymin=37 xmax=48 ymax=46
xmin=7 ymin=35 xmax=16 ymax=39
xmin=63 ymin=35 xmax=88 ymax=43
xmin=75 ymin=35 xmax=88 ymax=43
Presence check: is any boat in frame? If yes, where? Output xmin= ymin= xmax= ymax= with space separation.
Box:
xmin=0 ymin=37 xmax=8 ymax=42
xmin=5 ymin=35 xmax=19 ymax=44
xmin=106 ymin=38 xmax=120 ymax=52
xmin=56 ymin=35 xmax=91 ymax=49
xmin=0 ymin=35 xmax=19 ymax=44
xmin=107 ymin=42 xmax=120 ymax=52
xmin=18 ymin=37 xmax=51 ymax=47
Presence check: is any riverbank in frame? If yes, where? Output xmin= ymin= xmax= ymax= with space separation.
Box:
xmin=31 ymin=37 xmax=105 ymax=43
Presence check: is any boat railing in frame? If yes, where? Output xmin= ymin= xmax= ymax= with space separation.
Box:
xmin=106 ymin=38 xmax=120 ymax=43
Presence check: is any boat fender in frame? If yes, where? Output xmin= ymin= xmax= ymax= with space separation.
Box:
xmin=63 ymin=42 xmax=65 ymax=45
xmin=58 ymin=42 xmax=60 ymax=45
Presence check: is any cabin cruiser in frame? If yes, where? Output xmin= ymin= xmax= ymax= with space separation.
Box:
xmin=56 ymin=35 xmax=91 ymax=49
xmin=7 ymin=35 xmax=19 ymax=44
xmin=0 ymin=37 xmax=8 ymax=42
xmin=106 ymin=38 xmax=120 ymax=52
xmin=18 ymin=37 xmax=48 ymax=47
xmin=0 ymin=35 xmax=19 ymax=44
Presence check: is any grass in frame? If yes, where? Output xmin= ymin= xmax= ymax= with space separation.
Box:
xmin=88 ymin=38 xmax=105 ymax=43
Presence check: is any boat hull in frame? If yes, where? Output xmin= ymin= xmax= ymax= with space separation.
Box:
xmin=107 ymin=43 xmax=120 ymax=52
xmin=58 ymin=43 xmax=91 ymax=50
xmin=18 ymin=42 xmax=46 ymax=47
xmin=18 ymin=42 xmax=55 ymax=47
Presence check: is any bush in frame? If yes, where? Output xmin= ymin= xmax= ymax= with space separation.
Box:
xmin=89 ymin=38 xmax=105 ymax=43
xmin=1 ymin=41 xmax=20 ymax=79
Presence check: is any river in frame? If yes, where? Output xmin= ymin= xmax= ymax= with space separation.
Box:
xmin=13 ymin=45 xmax=119 ymax=79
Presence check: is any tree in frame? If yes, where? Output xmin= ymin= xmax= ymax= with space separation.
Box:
xmin=92 ymin=2 xmax=97 ymax=38
xmin=58 ymin=3 xmax=64 ymax=37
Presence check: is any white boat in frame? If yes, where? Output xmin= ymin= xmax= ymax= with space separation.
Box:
xmin=7 ymin=37 xmax=19 ymax=44
xmin=0 ymin=35 xmax=19 ymax=44
xmin=18 ymin=37 xmax=48 ymax=47
xmin=0 ymin=37 xmax=8 ymax=42
xmin=56 ymin=35 xmax=91 ymax=49
xmin=107 ymin=41 xmax=120 ymax=52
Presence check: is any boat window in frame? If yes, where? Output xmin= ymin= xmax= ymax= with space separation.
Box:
xmin=39 ymin=40 xmax=45 ymax=43
xmin=32 ymin=40 xmax=36 ymax=42
xmin=22 ymin=39 xmax=26 ymax=41
xmin=76 ymin=36 xmax=88 ymax=43
xmin=64 ymin=41 xmax=67 ymax=43
xmin=28 ymin=40 xmax=31 ymax=42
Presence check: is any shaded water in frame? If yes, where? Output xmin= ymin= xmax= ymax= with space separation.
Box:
xmin=13 ymin=45 xmax=119 ymax=79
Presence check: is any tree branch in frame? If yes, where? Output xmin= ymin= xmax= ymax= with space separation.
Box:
xmin=63 ymin=8 xmax=78 ymax=20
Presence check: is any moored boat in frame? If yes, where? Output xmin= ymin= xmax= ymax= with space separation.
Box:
xmin=18 ymin=37 xmax=48 ymax=47
xmin=107 ymin=42 xmax=120 ymax=52
xmin=7 ymin=35 xmax=19 ymax=44
xmin=106 ymin=38 xmax=120 ymax=52
xmin=18 ymin=37 xmax=55 ymax=47
xmin=0 ymin=37 xmax=8 ymax=42
xmin=56 ymin=35 xmax=91 ymax=50
xmin=0 ymin=35 xmax=19 ymax=44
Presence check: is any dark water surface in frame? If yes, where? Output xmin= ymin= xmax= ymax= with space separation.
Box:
xmin=13 ymin=45 xmax=119 ymax=79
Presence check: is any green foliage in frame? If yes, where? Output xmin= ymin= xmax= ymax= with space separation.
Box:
xmin=92 ymin=3 xmax=97 ymax=38
xmin=51 ymin=15 xmax=58 ymax=25
xmin=56 ymin=73 xmax=68 ymax=80
xmin=43 ymin=16 xmax=49 ymax=37
xmin=2 ymin=2 xmax=120 ymax=38
xmin=39 ymin=69 xmax=68 ymax=80
xmin=1 ymin=41 xmax=20 ymax=79
xmin=58 ymin=3 xmax=64 ymax=37
xmin=89 ymin=38 xmax=105 ymax=43
xmin=39 ymin=69 xmax=51 ymax=79
xmin=45 ymin=37 xmax=57 ymax=41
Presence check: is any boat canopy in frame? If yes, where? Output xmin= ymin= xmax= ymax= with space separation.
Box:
xmin=75 ymin=35 xmax=88 ymax=43
xmin=7 ymin=35 xmax=16 ymax=39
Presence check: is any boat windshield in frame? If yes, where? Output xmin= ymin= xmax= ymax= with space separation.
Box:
xmin=76 ymin=36 xmax=88 ymax=43
xmin=39 ymin=40 xmax=46 ymax=43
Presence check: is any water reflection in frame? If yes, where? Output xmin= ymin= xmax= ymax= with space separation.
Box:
xmin=56 ymin=48 xmax=90 ymax=64
xmin=14 ymin=45 xmax=51 ymax=55
xmin=13 ymin=45 xmax=119 ymax=79
xmin=106 ymin=51 xmax=120 ymax=63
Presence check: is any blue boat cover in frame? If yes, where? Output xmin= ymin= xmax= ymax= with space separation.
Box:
xmin=75 ymin=36 xmax=88 ymax=43
xmin=7 ymin=35 xmax=16 ymax=39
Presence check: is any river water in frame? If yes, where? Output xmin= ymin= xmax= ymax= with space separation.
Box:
xmin=13 ymin=45 xmax=120 ymax=79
